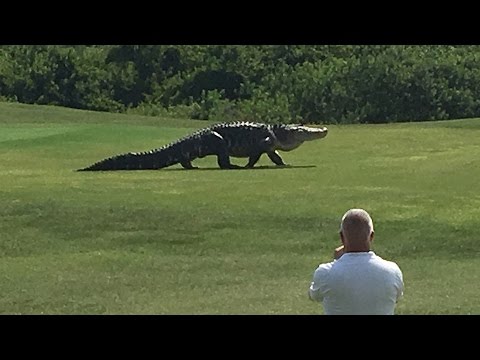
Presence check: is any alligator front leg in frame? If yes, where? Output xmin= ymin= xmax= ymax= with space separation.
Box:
xmin=245 ymin=136 xmax=277 ymax=168
xmin=267 ymin=150 xmax=287 ymax=166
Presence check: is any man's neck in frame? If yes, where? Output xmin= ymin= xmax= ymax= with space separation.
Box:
xmin=344 ymin=247 xmax=371 ymax=253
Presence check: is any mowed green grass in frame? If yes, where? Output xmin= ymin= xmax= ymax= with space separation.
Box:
xmin=1 ymin=101 xmax=479 ymax=314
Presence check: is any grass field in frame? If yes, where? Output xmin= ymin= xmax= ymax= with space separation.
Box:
xmin=1 ymin=101 xmax=479 ymax=314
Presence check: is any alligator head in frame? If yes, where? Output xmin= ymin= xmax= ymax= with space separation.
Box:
xmin=272 ymin=124 xmax=328 ymax=151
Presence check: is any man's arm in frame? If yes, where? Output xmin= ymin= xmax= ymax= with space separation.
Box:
xmin=308 ymin=280 xmax=324 ymax=302
xmin=395 ymin=267 xmax=404 ymax=303
xmin=308 ymin=246 xmax=341 ymax=302
xmin=308 ymin=265 xmax=331 ymax=302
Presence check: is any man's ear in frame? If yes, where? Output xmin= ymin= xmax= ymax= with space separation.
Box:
xmin=370 ymin=231 xmax=375 ymax=242
xmin=340 ymin=231 xmax=345 ymax=245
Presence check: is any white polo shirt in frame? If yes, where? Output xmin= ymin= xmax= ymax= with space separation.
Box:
xmin=309 ymin=251 xmax=404 ymax=315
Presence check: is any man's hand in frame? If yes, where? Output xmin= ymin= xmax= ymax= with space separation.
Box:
xmin=334 ymin=245 xmax=345 ymax=260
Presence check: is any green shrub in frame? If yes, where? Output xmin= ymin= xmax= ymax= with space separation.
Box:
xmin=3 ymin=45 xmax=480 ymax=124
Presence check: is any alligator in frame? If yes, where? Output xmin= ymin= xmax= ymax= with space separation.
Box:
xmin=77 ymin=122 xmax=328 ymax=171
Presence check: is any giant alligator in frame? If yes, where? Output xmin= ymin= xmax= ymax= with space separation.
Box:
xmin=78 ymin=122 xmax=328 ymax=171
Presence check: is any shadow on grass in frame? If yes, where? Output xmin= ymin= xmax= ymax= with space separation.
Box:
xmin=163 ymin=165 xmax=317 ymax=171
xmin=75 ymin=165 xmax=317 ymax=172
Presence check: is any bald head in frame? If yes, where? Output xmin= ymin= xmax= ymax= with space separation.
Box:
xmin=340 ymin=209 xmax=374 ymax=249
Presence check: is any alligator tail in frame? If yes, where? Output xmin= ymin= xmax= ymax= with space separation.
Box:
xmin=77 ymin=145 xmax=181 ymax=171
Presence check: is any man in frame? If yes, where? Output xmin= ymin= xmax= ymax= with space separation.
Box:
xmin=308 ymin=208 xmax=404 ymax=315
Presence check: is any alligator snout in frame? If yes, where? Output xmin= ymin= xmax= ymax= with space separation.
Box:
xmin=314 ymin=126 xmax=328 ymax=137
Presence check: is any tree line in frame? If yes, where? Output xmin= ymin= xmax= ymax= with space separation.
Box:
xmin=1 ymin=45 xmax=480 ymax=124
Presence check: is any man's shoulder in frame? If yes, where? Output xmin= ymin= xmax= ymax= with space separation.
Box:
xmin=372 ymin=254 xmax=403 ymax=273
xmin=315 ymin=260 xmax=336 ymax=273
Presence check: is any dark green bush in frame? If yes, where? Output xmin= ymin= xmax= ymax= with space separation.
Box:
xmin=2 ymin=45 xmax=480 ymax=124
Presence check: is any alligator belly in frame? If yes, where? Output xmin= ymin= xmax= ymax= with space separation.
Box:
xmin=228 ymin=146 xmax=251 ymax=157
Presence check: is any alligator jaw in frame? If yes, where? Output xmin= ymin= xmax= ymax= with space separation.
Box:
xmin=273 ymin=124 xmax=328 ymax=151
xmin=302 ymin=126 xmax=328 ymax=141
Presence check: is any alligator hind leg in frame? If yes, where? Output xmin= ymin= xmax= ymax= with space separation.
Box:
xmin=180 ymin=160 xmax=198 ymax=169
xmin=267 ymin=150 xmax=287 ymax=166
xmin=208 ymin=131 xmax=241 ymax=169
xmin=217 ymin=151 xmax=242 ymax=169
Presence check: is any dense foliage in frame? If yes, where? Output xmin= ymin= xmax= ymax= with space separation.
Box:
xmin=1 ymin=45 xmax=480 ymax=124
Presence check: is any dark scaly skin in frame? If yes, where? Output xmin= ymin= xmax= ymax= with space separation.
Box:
xmin=77 ymin=122 xmax=328 ymax=171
